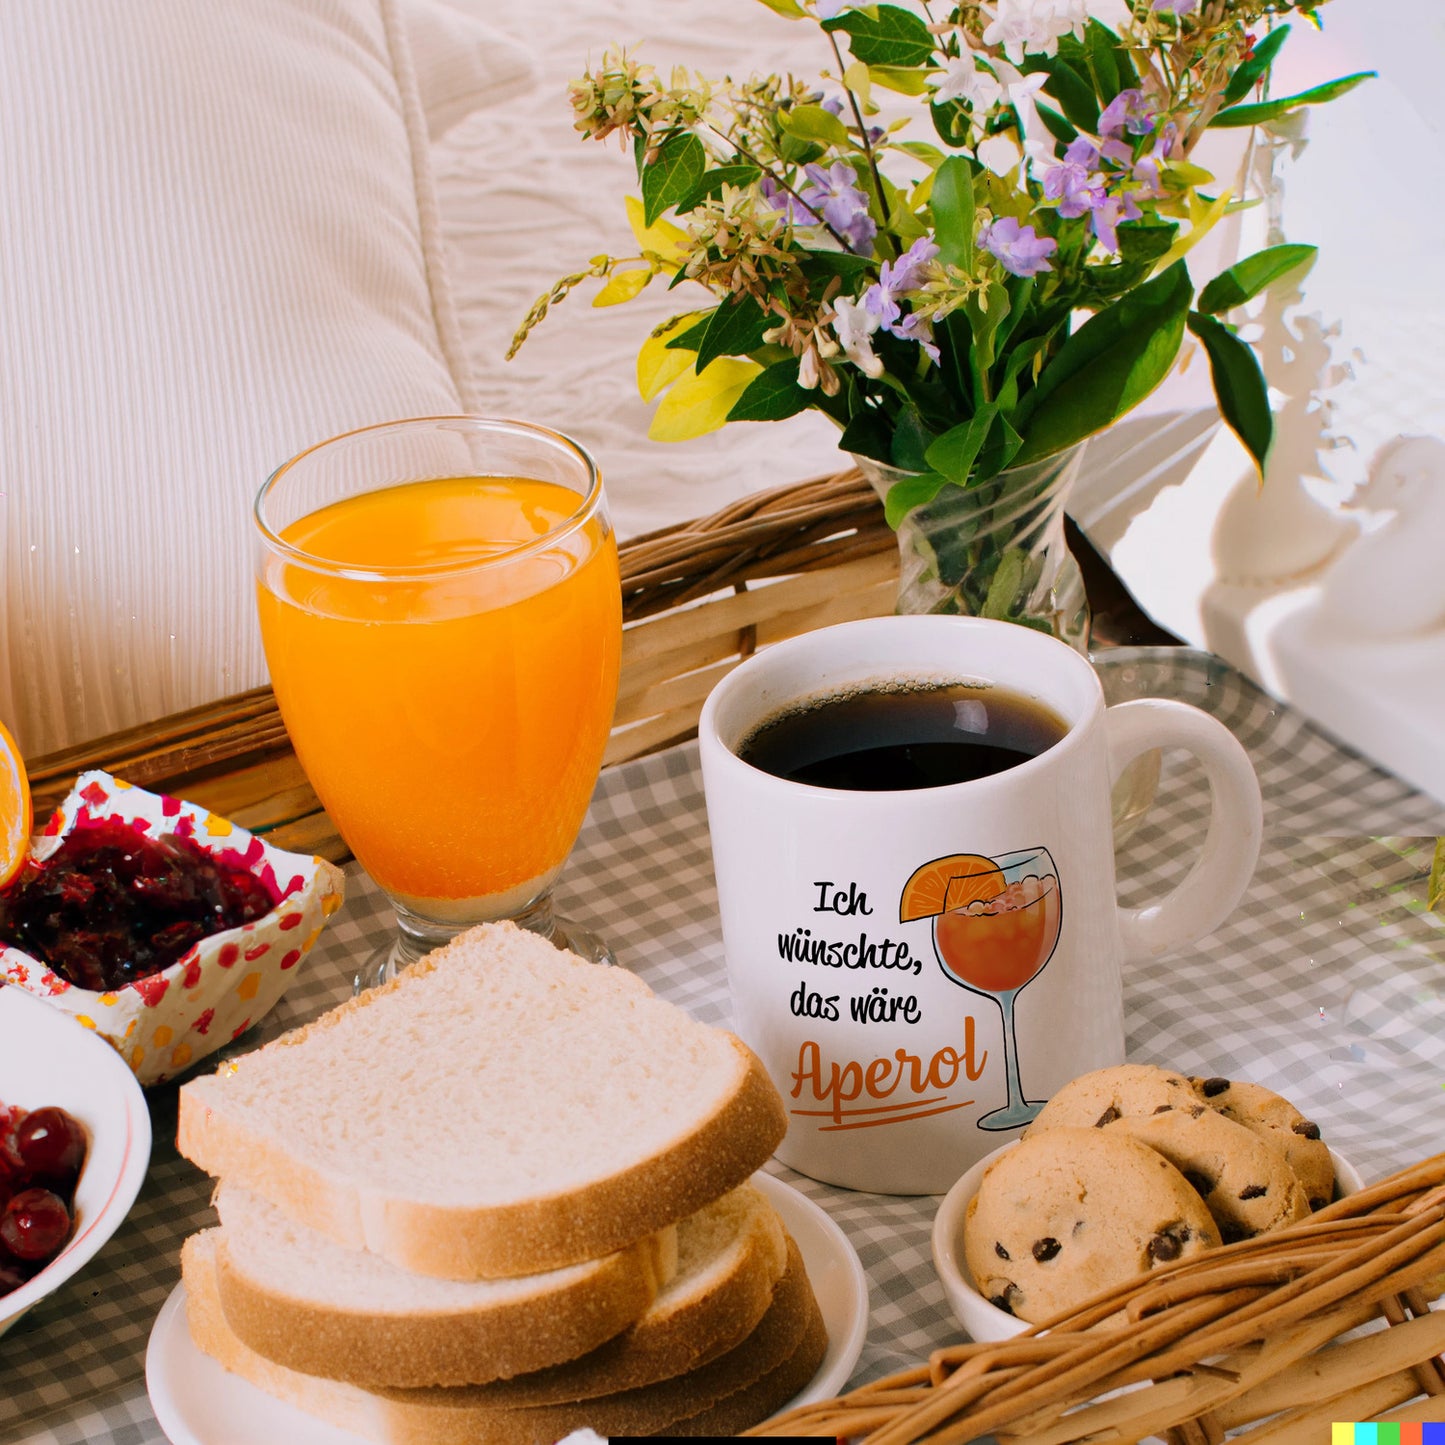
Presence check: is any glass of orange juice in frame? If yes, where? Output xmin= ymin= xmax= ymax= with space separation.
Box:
xmin=254 ymin=417 xmax=622 ymax=988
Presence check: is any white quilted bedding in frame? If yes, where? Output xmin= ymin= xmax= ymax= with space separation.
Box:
xmin=429 ymin=0 xmax=849 ymax=541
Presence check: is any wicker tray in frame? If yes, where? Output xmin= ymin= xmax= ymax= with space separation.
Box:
xmin=755 ymin=1155 xmax=1445 ymax=1442
xmin=23 ymin=467 xmax=899 ymax=860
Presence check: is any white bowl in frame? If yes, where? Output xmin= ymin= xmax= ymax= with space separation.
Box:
xmin=932 ymin=1138 xmax=1365 ymax=1342
xmin=0 ymin=983 xmax=152 ymax=1335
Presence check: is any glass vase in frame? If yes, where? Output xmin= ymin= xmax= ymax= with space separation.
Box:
xmin=856 ymin=442 xmax=1090 ymax=653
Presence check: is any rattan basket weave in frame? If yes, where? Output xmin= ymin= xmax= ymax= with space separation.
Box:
xmin=24 ymin=466 xmax=898 ymax=858
xmin=753 ymin=1155 xmax=1445 ymax=1443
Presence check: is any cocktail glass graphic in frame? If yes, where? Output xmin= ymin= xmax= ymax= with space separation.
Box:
xmin=928 ymin=847 xmax=1062 ymax=1129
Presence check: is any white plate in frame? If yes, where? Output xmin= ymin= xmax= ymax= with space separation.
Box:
xmin=146 ymin=1170 xmax=869 ymax=1444
xmin=0 ymin=983 xmax=152 ymax=1335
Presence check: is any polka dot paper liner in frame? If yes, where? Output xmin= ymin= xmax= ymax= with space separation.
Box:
xmin=0 ymin=770 xmax=345 ymax=1085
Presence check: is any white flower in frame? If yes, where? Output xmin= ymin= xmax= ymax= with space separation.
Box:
xmin=981 ymin=0 xmax=1088 ymax=63
xmin=931 ymin=55 xmax=1003 ymax=111
xmin=829 ymin=296 xmax=884 ymax=378
xmin=977 ymin=133 xmax=1024 ymax=176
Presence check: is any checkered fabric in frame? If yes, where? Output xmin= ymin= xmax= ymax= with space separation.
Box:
xmin=4 ymin=648 xmax=1443 ymax=1444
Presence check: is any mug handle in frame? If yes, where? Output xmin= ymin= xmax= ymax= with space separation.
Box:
xmin=1105 ymin=699 xmax=1263 ymax=964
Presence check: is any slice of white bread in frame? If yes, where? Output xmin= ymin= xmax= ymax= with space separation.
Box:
xmin=176 ymin=923 xmax=788 ymax=1279
xmin=212 ymin=1180 xmax=786 ymax=1389
xmin=461 ymin=1181 xmax=789 ymax=1404
xmin=182 ymin=1231 xmax=827 ymax=1444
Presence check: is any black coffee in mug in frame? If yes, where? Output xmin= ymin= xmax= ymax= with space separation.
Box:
xmin=737 ymin=679 xmax=1068 ymax=791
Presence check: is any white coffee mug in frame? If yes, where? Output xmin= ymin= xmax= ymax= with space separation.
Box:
xmin=698 ymin=616 xmax=1263 ymax=1194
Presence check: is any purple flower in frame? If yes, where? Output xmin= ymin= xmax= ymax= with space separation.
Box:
xmin=1042 ymin=156 xmax=1105 ymax=219
xmin=1063 ymin=135 xmax=1101 ymax=169
xmin=857 ymin=238 xmax=941 ymax=357
xmin=979 ymin=216 xmax=1057 ymax=277
xmin=759 ymin=176 xmax=816 ymax=227
xmin=1131 ymin=122 xmax=1178 ymax=197
xmin=1153 ymin=0 xmax=1198 ymax=13
xmin=1091 ymin=191 xmax=1142 ymax=252
xmin=860 ymin=280 xmax=901 ymax=330
xmin=881 ymin=237 xmax=940 ymax=294
xmin=893 ymin=311 xmax=940 ymax=364
xmin=1099 ymin=88 xmax=1157 ymax=139
xmin=798 ymin=161 xmax=877 ymax=254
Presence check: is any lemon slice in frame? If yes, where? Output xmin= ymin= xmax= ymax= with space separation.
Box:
xmin=0 ymin=719 xmax=33 ymax=889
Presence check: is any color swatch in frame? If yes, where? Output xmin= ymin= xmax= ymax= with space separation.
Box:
xmin=1332 ymin=1423 xmax=1445 ymax=1444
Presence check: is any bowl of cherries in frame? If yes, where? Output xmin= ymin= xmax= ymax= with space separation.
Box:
xmin=0 ymin=982 xmax=151 ymax=1334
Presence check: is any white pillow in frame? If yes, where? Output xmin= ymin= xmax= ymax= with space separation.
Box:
xmin=0 ymin=0 xmax=491 ymax=759
xmin=403 ymin=0 xmax=538 ymax=140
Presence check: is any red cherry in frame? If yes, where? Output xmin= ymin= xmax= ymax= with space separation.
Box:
xmin=0 ymin=1187 xmax=72 ymax=1262
xmin=0 ymin=1256 xmax=31 ymax=1298
xmin=15 ymin=1107 xmax=86 ymax=1189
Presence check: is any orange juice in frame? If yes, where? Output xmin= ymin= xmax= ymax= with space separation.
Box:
xmin=256 ymin=476 xmax=621 ymax=909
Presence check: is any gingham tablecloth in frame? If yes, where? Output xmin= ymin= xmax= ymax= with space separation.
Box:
xmin=5 ymin=647 xmax=1444 ymax=1445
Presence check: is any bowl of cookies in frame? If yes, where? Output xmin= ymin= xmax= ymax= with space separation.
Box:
xmin=931 ymin=1064 xmax=1364 ymax=1343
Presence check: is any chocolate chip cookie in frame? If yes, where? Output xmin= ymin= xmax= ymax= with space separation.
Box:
xmin=1111 ymin=1107 xmax=1312 ymax=1242
xmin=962 ymin=1127 xmax=1221 ymax=1326
xmin=1193 ymin=1076 xmax=1334 ymax=1210
xmin=1026 ymin=1063 xmax=1204 ymax=1133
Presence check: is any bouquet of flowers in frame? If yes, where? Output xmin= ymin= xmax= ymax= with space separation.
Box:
xmin=512 ymin=0 xmax=1367 ymax=631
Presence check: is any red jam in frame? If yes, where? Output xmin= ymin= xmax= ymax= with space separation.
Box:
xmin=0 ymin=818 xmax=278 ymax=991
xmin=0 ymin=1102 xmax=87 ymax=1297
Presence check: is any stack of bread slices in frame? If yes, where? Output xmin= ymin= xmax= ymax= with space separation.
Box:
xmin=175 ymin=923 xmax=825 ymax=1443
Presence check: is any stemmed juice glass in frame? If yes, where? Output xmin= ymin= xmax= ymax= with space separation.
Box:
xmin=931 ymin=847 xmax=1062 ymax=1130
xmin=253 ymin=417 xmax=622 ymax=989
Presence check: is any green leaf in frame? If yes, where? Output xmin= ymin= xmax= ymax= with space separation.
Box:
xmin=780 ymin=103 xmax=852 ymax=149
xmin=883 ymin=470 xmax=950 ymax=528
xmin=1034 ymin=101 xmax=1077 ymax=148
xmin=1222 ymin=24 xmax=1291 ymax=107
xmin=839 ymin=406 xmax=894 ymax=465
xmin=930 ymin=100 xmax=972 ymax=148
xmin=674 ymin=164 xmax=762 ymax=213
xmin=665 ymin=311 xmax=714 ymax=351
xmin=924 ymin=404 xmax=998 ymax=487
xmin=868 ymin=64 xmax=933 ymax=96
xmin=1211 ymin=72 xmax=1374 ymax=128
xmin=967 ymin=281 xmax=1009 ymax=361
xmin=889 ymin=406 xmax=934 ymax=473
xmin=1021 ymin=55 xmax=1099 ymax=134
xmin=895 ymin=139 xmax=947 ymax=166
xmin=591 ymin=268 xmax=652 ymax=307
xmin=1083 ymin=21 xmax=1120 ymax=103
xmin=1013 ymin=260 xmax=1192 ymax=464
xmin=695 ymin=294 xmax=771 ymax=372
xmin=648 ymin=358 xmax=761 ymax=441
xmin=727 ymin=357 xmax=811 ymax=422
xmin=1429 ymin=839 xmax=1445 ymax=916
xmin=822 ymin=5 xmax=936 ymax=68
xmin=1197 ymin=243 xmax=1317 ymax=313
xmin=1187 ymin=311 xmax=1273 ymax=473
xmin=641 ymin=132 xmax=707 ymax=226
xmin=929 ymin=156 xmax=975 ymax=270
xmin=981 ymin=547 xmax=1029 ymax=621
xmin=753 ymin=0 xmax=808 ymax=15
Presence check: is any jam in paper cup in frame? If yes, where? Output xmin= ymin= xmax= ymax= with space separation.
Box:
xmin=0 ymin=771 xmax=344 ymax=1085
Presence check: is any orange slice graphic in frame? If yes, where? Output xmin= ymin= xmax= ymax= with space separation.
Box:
xmin=0 ymin=719 xmax=31 ymax=889
xmin=899 ymin=852 xmax=1004 ymax=922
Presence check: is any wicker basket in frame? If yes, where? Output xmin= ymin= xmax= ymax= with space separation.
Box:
xmin=754 ymin=1155 xmax=1445 ymax=1442
xmin=24 ymin=466 xmax=898 ymax=859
